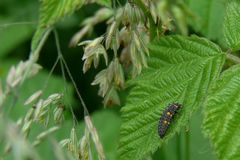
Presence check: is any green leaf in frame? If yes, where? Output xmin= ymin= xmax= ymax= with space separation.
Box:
xmin=118 ymin=35 xmax=225 ymax=160
xmin=186 ymin=0 xmax=227 ymax=42
xmin=31 ymin=0 xmax=85 ymax=50
xmin=223 ymin=0 xmax=240 ymax=51
xmin=203 ymin=64 xmax=240 ymax=160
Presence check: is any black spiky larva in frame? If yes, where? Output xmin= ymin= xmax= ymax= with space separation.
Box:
xmin=158 ymin=103 xmax=182 ymax=138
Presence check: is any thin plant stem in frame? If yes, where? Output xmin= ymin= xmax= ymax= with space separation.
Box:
xmin=0 ymin=21 xmax=36 ymax=29
xmin=20 ymin=28 xmax=52 ymax=86
xmin=53 ymin=30 xmax=105 ymax=160
xmin=42 ymin=57 xmax=60 ymax=92
xmin=226 ymin=53 xmax=240 ymax=64
xmin=53 ymin=30 xmax=79 ymax=126
xmin=53 ymin=30 xmax=89 ymax=117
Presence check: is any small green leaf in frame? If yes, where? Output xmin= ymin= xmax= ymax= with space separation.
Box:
xmin=203 ymin=64 xmax=240 ymax=160
xmin=31 ymin=0 xmax=85 ymax=50
xmin=118 ymin=35 xmax=225 ymax=160
xmin=223 ymin=0 xmax=240 ymax=51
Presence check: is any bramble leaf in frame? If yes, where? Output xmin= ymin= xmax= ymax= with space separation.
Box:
xmin=118 ymin=35 xmax=225 ymax=160
xmin=223 ymin=0 xmax=240 ymax=51
xmin=203 ymin=64 xmax=240 ymax=160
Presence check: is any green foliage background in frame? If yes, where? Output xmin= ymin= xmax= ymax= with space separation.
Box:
xmin=0 ymin=0 xmax=240 ymax=159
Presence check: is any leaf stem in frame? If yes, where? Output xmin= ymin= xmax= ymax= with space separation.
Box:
xmin=226 ymin=53 xmax=240 ymax=64
xmin=53 ymin=30 xmax=89 ymax=117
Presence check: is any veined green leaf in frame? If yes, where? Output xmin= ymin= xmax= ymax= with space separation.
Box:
xmin=186 ymin=0 xmax=227 ymax=43
xmin=203 ymin=64 xmax=240 ymax=160
xmin=31 ymin=0 xmax=85 ymax=50
xmin=118 ymin=35 xmax=225 ymax=160
xmin=223 ymin=0 xmax=240 ymax=51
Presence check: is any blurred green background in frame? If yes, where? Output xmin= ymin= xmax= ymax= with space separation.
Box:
xmin=0 ymin=0 xmax=218 ymax=159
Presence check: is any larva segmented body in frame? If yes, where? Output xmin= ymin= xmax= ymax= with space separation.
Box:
xmin=158 ymin=103 xmax=182 ymax=138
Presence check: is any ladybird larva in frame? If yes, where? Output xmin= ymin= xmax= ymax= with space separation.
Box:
xmin=158 ymin=103 xmax=182 ymax=138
